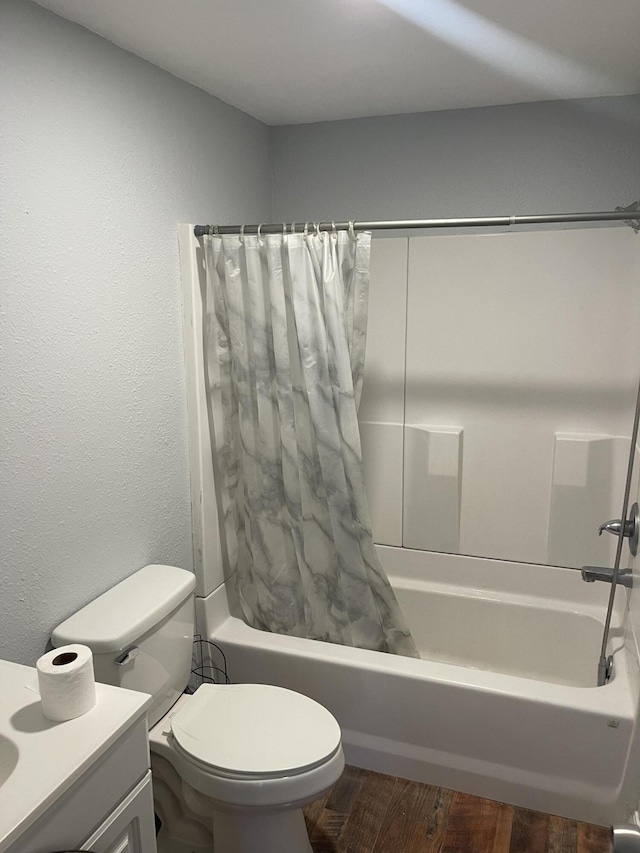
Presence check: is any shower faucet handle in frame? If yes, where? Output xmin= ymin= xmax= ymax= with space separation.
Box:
xmin=598 ymin=502 xmax=639 ymax=557
xmin=599 ymin=519 xmax=629 ymax=536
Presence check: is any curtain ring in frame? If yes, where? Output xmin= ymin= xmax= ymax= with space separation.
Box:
xmin=314 ymin=222 xmax=322 ymax=238
xmin=282 ymin=223 xmax=287 ymax=237
xmin=213 ymin=224 xmax=219 ymax=238
xmin=303 ymin=222 xmax=309 ymax=237
xmin=331 ymin=221 xmax=337 ymax=240
xmin=257 ymin=223 xmax=264 ymax=244
xmin=348 ymin=221 xmax=356 ymax=241
xmin=239 ymin=224 xmax=245 ymax=244
xmin=290 ymin=222 xmax=296 ymax=234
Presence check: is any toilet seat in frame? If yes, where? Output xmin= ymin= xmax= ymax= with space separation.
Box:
xmin=153 ymin=685 xmax=346 ymax=810
xmin=170 ymin=683 xmax=342 ymax=778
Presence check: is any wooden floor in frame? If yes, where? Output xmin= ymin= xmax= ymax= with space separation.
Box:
xmin=303 ymin=766 xmax=612 ymax=853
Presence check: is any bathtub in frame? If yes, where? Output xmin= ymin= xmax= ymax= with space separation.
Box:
xmin=198 ymin=546 xmax=640 ymax=826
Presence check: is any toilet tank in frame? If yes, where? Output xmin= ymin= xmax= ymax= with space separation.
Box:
xmin=52 ymin=565 xmax=196 ymax=727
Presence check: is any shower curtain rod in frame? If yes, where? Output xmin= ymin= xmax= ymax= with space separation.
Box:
xmin=194 ymin=205 xmax=640 ymax=238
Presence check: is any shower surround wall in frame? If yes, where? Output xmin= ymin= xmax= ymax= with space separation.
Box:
xmin=361 ymin=228 xmax=640 ymax=568
xmin=0 ymin=0 xmax=271 ymax=665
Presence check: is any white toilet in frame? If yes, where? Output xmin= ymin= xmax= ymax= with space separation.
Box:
xmin=52 ymin=565 xmax=344 ymax=853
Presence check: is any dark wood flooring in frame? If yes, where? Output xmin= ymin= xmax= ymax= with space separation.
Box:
xmin=303 ymin=766 xmax=612 ymax=852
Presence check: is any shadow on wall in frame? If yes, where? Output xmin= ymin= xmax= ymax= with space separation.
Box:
xmin=366 ymin=374 xmax=637 ymax=414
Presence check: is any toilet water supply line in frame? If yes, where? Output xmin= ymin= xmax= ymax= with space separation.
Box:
xmin=598 ymin=374 xmax=640 ymax=686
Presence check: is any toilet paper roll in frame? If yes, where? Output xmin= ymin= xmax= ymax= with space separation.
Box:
xmin=36 ymin=644 xmax=97 ymax=722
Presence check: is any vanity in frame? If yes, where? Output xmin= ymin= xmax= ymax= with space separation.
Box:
xmin=0 ymin=659 xmax=156 ymax=853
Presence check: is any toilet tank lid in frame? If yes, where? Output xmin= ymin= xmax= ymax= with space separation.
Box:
xmin=51 ymin=565 xmax=196 ymax=654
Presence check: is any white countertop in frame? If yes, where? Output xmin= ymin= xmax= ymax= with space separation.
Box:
xmin=0 ymin=658 xmax=151 ymax=852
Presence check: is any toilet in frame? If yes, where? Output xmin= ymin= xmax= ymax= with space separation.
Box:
xmin=51 ymin=564 xmax=344 ymax=853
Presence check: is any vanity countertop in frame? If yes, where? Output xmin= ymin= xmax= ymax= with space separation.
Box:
xmin=0 ymin=657 xmax=151 ymax=853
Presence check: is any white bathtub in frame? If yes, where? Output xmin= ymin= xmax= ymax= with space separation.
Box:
xmin=199 ymin=547 xmax=640 ymax=826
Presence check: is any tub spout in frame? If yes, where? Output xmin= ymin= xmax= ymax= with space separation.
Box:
xmin=581 ymin=566 xmax=633 ymax=588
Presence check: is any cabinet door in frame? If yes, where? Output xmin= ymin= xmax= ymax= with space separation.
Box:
xmin=82 ymin=772 xmax=157 ymax=853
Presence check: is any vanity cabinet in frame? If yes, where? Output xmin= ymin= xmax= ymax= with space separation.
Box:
xmin=81 ymin=773 xmax=156 ymax=853
xmin=1 ymin=660 xmax=156 ymax=853
xmin=7 ymin=719 xmax=156 ymax=853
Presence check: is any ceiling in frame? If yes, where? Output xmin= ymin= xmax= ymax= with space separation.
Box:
xmin=34 ymin=0 xmax=640 ymax=126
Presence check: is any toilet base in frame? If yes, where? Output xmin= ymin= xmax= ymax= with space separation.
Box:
xmin=211 ymin=805 xmax=312 ymax=853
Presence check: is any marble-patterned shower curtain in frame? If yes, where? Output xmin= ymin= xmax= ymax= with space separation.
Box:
xmin=202 ymin=229 xmax=418 ymax=657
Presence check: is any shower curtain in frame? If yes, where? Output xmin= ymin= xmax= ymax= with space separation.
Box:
xmin=202 ymin=229 xmax=417 ymax=657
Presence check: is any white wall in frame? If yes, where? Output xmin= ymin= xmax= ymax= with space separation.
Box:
xmin=0 ymin=0 xmax=272 ymax=665
xmin=272 ymin=96 xmax=640 ymax=223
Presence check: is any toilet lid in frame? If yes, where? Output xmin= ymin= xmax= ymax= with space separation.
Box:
xmin=170 ymin=683 xmax=342 ymax=776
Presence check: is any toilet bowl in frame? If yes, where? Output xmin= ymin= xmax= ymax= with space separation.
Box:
xmin=150 ymin=686 xmax=344 ymax=852
xmin=51 ymin=564 xmax=345 ymax=853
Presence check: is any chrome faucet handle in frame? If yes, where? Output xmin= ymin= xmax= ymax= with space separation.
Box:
xmin=598 ymin=519 xmax=625 ymax=536
xmin=597 ymin=503 xmax=639 ymax=557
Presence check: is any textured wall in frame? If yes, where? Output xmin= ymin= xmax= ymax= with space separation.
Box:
xmin=0 ymin=0 xmax=271 ymax=664
xmin=271 ymin=96 xmax=640 ymax=222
